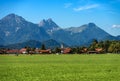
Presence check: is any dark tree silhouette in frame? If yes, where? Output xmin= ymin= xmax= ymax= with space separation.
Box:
xmin=41 ymin=44 xmax=46 ymax=50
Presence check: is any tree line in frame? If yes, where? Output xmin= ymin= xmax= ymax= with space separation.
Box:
xmin=0 ymin=40 xmax=120 ymax=54
xmin=90 ymin=40 xmax=120 ymax=53
xmin=69 ymin=40 xmax=120 ymax=54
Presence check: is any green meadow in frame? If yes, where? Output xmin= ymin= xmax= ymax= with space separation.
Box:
xmin=0 ymin=54 xmax=120 ymax=81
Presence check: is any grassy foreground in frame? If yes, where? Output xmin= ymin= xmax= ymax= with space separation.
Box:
xmin=0 ymin=54 xmax=120 ymax=81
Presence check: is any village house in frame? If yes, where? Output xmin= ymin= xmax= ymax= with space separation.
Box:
xmin=63 ymin=48 xmax=71 ymax=54
xmin=0 ymin=50 xmax=3 ymax=54
xmin=35 ymin=48 xmax=39 ymax=54
xmin=19 ymin=48 xmax=51 ymax=54
xmin=95 ymin=48 xmax=103 ymax=53
xmin=88 ymin=48 xmax=103 ymax=54
xmin=81 ymin=48 xmax=88 ymax=53
xmin=19 ymin=48 xmax=27 ymax=54
xmin=39 ymin=49 xmax=51 ymax=54
xmin=6 ymin=49 xmax=19 ymax=54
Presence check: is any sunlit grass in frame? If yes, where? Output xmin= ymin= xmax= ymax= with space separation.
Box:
xmin=0 ymin=54 xmax=120 ymax=81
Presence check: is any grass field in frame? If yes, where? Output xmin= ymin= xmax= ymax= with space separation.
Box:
xmin=0 ymin=54 xmax=120 ymax=81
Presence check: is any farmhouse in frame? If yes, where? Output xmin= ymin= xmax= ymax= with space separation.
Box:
xmin=63 ymin=48 xmax=71 ymax=54
xmin=0 ymin=50 xmax=2 ymax=54
xmin=81 ymin=48 xmax=88 ymax=53
xmin=39 ymin=49 xmax=51 ymax=54
xmin=95 ymin=48 xmax=103 ymax=53
xmin=6 ymin=49 xmax=19 ymax=54
xmin=19 ymin=48 xmax=27 ymax=54
xmin=88 ymin=48 xmax=103 ymax=54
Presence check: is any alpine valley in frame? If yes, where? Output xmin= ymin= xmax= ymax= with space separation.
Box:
xmin=0 ymin=13 xmax=119 ymax=48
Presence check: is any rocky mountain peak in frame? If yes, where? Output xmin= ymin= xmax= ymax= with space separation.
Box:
xmin=88 ymin=23 xmax=96 ymax=27
xmin=39 ymin=19 xmax=46 ymax=26
xmin=39 ymin=18 xmax=58 ymax=26
xmin=5 ymin=13 xmax=16 ymax=18
xmin=47 ymin=18 xmax=52 ymax=22
xmin=39 ymin=18 xmax=60 ymax=31
xmin=1 ymin=13 xmax=26 ymax=24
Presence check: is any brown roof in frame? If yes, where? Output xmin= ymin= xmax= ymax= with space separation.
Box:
xmin=63 ymin=48 xmax=71 ymax=54
xmin=39 ymin=49 xmax=51 ymax=53
xmin=95 ymin=48 xmax=103 ymax=52
xmin=7 ymin=49 xmax=19 ymax=53
xmin=19 ymin=48 xmax=26 ymax=52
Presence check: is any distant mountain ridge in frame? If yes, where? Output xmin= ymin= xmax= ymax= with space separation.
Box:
xmin=0 ymin=13 xmax=119 ymax=47
xmin=117 ymin=35 xmax=120 ymax=39
xmin=2 ymin=39 xmax=62 ymax=49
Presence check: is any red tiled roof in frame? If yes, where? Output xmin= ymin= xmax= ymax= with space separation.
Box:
xmin=95 ymin=48 xmax=103 ymax=52
xmin=39 ymin=49 xmax=51 ymax=53
xmin=7 ymin=49 xmax=19 ymax=53
xmin=63 ymin=48 xmax=71 ymax=54
xmin=20 ymin=48 xmax=26 ymax=52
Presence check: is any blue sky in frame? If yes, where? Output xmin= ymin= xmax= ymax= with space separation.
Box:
xmin=0 ymin=0 xmax=120 ymax=36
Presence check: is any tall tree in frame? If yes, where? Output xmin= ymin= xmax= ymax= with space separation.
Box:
xmin=103 ymin=40 xmax=110 ymax=53
xmin=41 ymin=44 xmax=46 ymax=50
xmin=26 ymin=46 xmax=31 ymax=54
xmin=89 ymin=39 xmax=98 ymax=51
xmin=55 ymin=47 xmax=61 ymax=53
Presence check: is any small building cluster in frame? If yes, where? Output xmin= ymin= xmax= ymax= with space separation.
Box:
xmin=0 ymin=43 xmax=73 ymax=54
xmin=0 ymin=47 xmax=104 ymax=54
xmin=0 ymin=48 xmax=51 ymax=54
xmin=0 ymin=48 xmax=71 ymax=54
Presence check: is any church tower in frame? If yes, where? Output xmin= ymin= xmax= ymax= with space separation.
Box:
xmin=61 ymin=43 xmax=64 ymax=54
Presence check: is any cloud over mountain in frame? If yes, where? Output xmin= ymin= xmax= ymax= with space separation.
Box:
xmin=112 ymin=25 xmax=120 ymax=28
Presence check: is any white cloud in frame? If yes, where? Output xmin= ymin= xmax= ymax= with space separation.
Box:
xmin=64 ymin=3 xmax=72 ymax=8
xmin=74 ymin=4 xmax=99 ymax=11
xmin=112 ymin=25 xmax=120 ymax=28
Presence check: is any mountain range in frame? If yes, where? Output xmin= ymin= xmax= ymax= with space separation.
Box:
xmin=0 ymin=13 xmax=119 ymax=48
xmin=2 ymin=39 xmax=65 ymax=49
